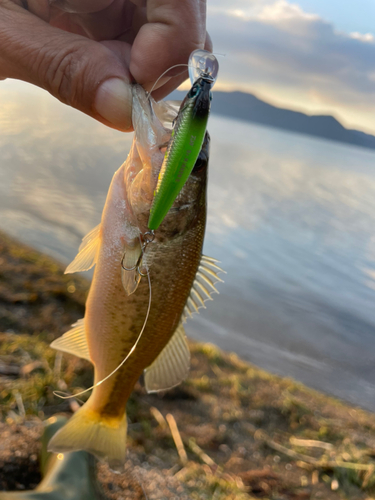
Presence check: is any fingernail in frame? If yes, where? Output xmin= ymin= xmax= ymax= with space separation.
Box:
xmin=94 ymin=78 xmax=132 ymax=130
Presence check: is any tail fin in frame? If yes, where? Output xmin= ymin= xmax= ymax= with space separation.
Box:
xmin=47 ymin=406 xmax=127 ymax=472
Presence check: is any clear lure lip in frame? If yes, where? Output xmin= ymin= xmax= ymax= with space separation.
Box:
xmin=188 ymin=50 xmax=219 ymax=87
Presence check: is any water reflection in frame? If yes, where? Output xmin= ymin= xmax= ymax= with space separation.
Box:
xmin=0 ymin=80 xmax=133 ymax=261
xmin=1 ymin=81 xmax=375 ymax=410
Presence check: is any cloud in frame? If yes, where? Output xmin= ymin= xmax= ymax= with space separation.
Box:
xmin=350 ymin=32 xmax=374 ymax=43
xmin=209 ymin=0 xmax=318 ymax=23
xmin=257 ymin=0 xmax=319 ymax=23
xmin=207 ymin=1 xmax=375 ymax=134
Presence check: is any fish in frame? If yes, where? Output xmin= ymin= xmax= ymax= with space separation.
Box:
xmin=47 ymin=85 xmax=223 ymax=471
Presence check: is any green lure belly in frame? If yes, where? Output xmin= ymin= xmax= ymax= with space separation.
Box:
xmin=148 ymin=78 xmax=212 ymax=230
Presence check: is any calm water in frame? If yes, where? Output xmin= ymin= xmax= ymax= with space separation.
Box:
xmin=2 ymin=80 xmax=375 ymax=411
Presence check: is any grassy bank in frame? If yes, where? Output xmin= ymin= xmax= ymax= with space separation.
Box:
xmin=1 ymin=231 xmax=375 ymax=499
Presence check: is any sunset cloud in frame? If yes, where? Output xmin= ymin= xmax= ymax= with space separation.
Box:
xmin=349 ymin=32 xmax=374 ymax=43
xmin=206 ymin=1 xmax=375 ymax=134
xmin=257 ymin=0 xmax=319 ymax=23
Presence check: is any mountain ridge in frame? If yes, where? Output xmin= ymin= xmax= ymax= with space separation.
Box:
xmin=169 ymin=90 xmax=375 ymax=151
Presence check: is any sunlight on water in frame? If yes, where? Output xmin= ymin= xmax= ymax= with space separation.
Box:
xmin=0 ymin=80 xmax=133 ymax=262
xmin=2 ymin=80 xmax=375 ymax=410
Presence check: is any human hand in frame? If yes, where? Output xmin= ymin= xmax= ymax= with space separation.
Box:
xmin=0 ymin=0 xmax=211 ymax=131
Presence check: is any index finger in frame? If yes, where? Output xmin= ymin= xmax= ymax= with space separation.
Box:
xmin=129 ymin=0 xmax=207 ymax=89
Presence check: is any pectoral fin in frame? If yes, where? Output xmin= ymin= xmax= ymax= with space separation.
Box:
xmin=144 ymin=323 xmax=190 ymax=393
xmin=65 ymin=224 xmax=101 ymax=274
xmin=121 ymin=240 xmax=142 ymax=295
xmin=182 ymin=255 xmax=225 ymax=321
xmin=50 ymin=319 xmax=91 ymax=362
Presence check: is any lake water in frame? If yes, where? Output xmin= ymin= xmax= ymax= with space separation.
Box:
xmin=1 ymin=80 xmax=375 ymax=411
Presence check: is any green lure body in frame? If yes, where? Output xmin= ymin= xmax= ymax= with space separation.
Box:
xmin=148 ymin=77 xmax=212 ymax=230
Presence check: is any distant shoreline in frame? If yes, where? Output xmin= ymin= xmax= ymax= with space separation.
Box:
xmin=169 ymin=90 xmax=375 ymax=152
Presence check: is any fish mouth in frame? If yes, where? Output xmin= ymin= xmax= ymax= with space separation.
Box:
xmin=124 ymin=86 xmax=176 ymax=223
xmin=125 ymin=86 xmax=209 ymax=233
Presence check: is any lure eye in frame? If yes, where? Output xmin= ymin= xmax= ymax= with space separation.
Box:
xmin=192 ymin=150 xmax=208 ymax=173
xmin=188 ymin=85 xmax=200 ymax=98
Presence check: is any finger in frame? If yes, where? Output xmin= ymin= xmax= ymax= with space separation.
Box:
xmin=130 ymin=0 xmax=207 ymax=87
xmin=48 ymin=0 xmax=114 ymax=14
xmin=10 ymin=0 xmax=135 ymax=41
xmin=150 ymin=31 xmax=213 ymax=101
xmin=20 ymin=0 xmax=50 ymax=21
xmin=150 ymin=71 xmax=188 ymax=101
xmin=0 ymin=2 xmax=133 ymax=131
xmin=204 ymin=31 xmax=213 ymax=54
xmin=49 ymin=1 xmax=137 ymax=42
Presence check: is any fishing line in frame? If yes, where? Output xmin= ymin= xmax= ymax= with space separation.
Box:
xmin=147 ymin=63 xmax=190 ymax=98
xmin=132 ymin=469 xmax=149 ymax=500
xmin=54 ymin=270 xmax=152 ymax=400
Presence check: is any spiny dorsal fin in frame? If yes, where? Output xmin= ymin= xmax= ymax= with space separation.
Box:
xmin=50 ymin=319 xmax=91 ymax=362
xmin=65 ymin=224 xmax=101 ymax=274
xmin=182 ymin=255 xmax=225 ymax=322
xmin=144 ymin=323 xmax=190 ymax=393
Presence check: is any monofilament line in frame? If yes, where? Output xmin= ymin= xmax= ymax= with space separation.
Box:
xmin=147 ymin=63 xmax=190 ymax=98
xmin=54 ymin=270 xmax=152 ymax=400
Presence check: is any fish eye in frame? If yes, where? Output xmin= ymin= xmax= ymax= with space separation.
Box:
xmin=188 ymin=85 xmax=200 ymax=98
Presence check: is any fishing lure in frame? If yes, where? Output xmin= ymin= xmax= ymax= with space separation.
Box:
xmin=147 ymin=50 xmax=219 ymax=231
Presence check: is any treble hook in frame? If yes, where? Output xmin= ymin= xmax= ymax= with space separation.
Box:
xmin=121 ymin=230 xmax=155 ymax=277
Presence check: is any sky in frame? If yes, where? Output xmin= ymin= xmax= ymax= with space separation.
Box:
xmin=202 ymin=0 xmax=375 ymax=135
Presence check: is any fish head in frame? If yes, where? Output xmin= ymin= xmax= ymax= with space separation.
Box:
xmin=125 ymin=86 xmax=209 ymax=237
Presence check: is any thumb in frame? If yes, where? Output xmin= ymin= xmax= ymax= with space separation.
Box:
xmin=0 ymin=3 xmax=133 ymax=131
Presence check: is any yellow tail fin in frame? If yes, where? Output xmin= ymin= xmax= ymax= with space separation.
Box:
xmin=47 ymin=406 xmax=127 ymax=472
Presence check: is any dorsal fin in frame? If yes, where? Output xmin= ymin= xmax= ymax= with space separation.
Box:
xmin=144 ymin=323 xmax=189 ymax=393
xmin=50 ymin=319 xmax=91 ymax=362
xmin=65 ymin=224 xmax=101 ymax=274
xmin=182 ymin=255 xmax=225 ymax=322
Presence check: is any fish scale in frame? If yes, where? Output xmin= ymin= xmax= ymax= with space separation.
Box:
xmin=90 ymin=217 xmax=205 ymax=418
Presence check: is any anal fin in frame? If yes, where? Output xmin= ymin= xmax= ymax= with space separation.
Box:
xmin=50 ymin=319 xmax=91 ymax=362
xmin=144 ymin=323 xmax=190 ymax=393
xmin=65 ymin=224 xmax=101 ymax=274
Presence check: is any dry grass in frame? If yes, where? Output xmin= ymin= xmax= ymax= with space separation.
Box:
xmin=1 ymin=231 xmax=375 ymax=499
